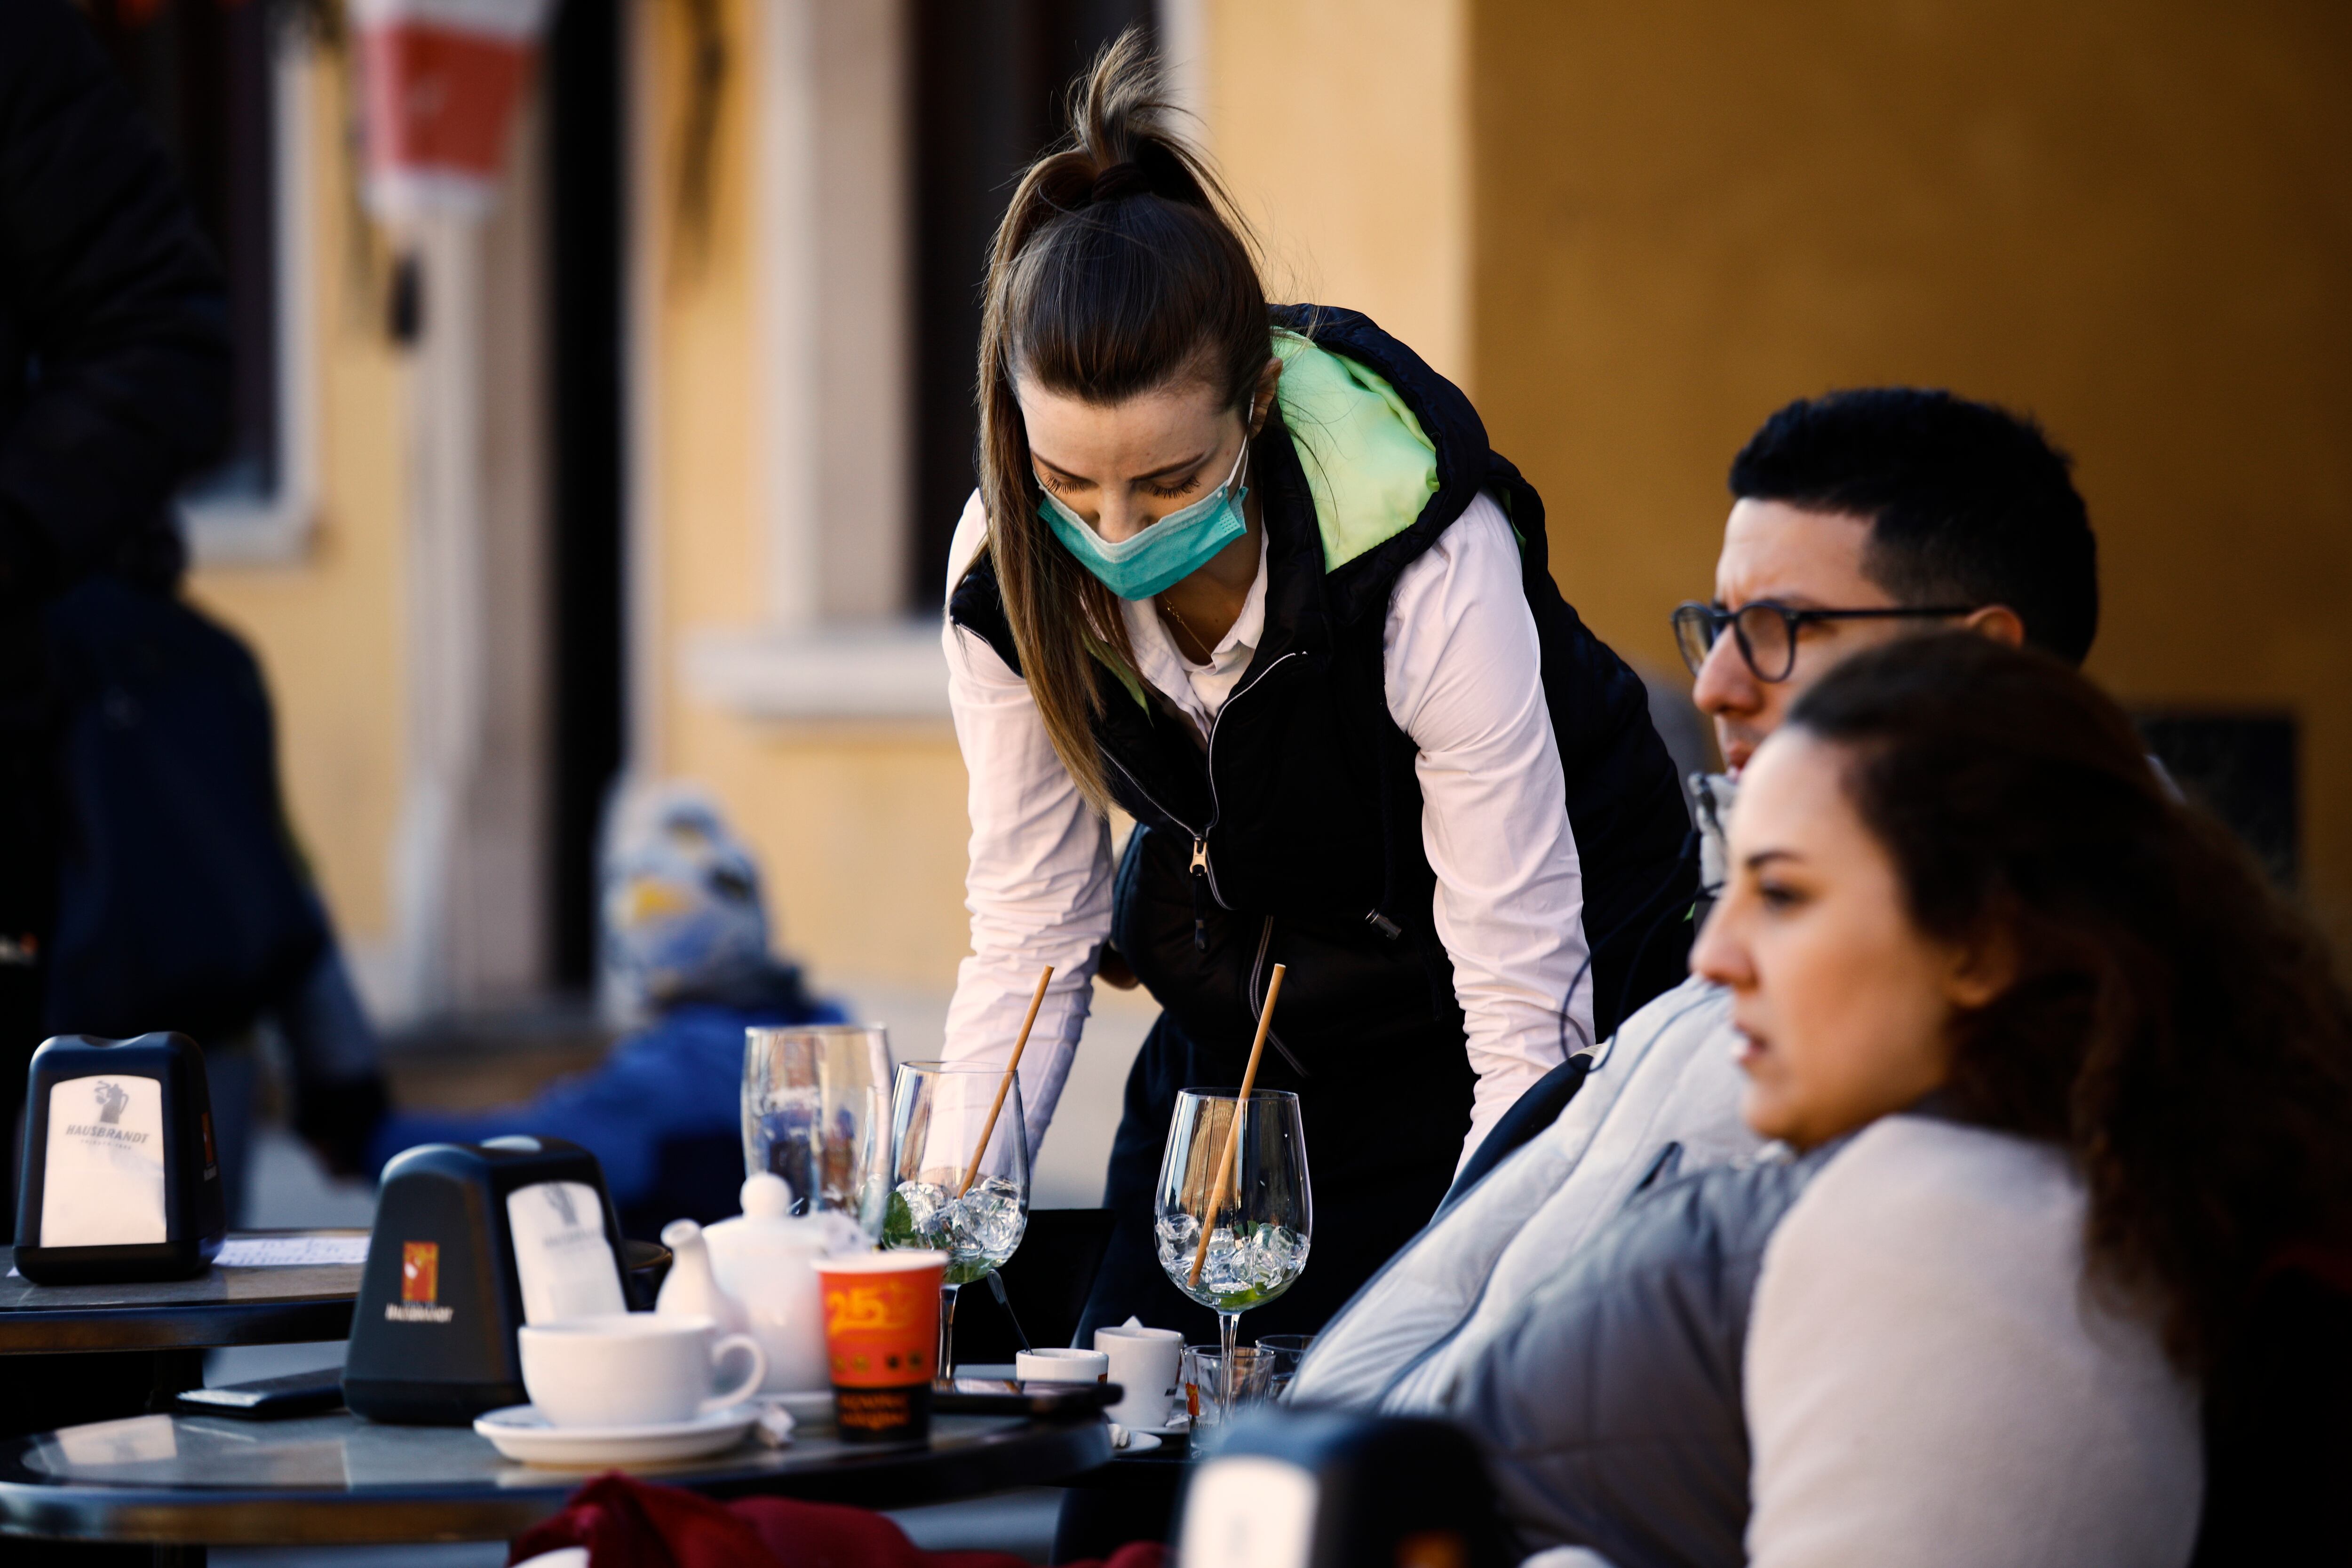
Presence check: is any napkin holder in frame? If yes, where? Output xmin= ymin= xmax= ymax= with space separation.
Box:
xmin=1181 ymin=1409 xmax=1514 ymax=1568
xmin=343 ymin=1136 xmax=630 ymax=1425
xmin=12 ymin=1032 xmax=225 ymax=1285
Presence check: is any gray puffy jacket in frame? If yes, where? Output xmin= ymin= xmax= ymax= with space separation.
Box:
xmin=1446 ymin=1144 xmax=1835 ymax=1565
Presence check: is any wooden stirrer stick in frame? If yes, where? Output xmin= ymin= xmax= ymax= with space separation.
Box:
xmin=958 ymin=965 xmax=1053 ymax=1198
xmin=1189 ymin=963 xmax=1287 ymax=1287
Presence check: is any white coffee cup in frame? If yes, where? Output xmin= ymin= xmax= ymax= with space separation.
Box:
xmin=1017 ymin=1347 xmax=1109 ymax=1383
xmin=517 ymin=1313 xmax=767 ymax=1429
xmin=1094 ymin=1323 xmax=1184 ymax=1429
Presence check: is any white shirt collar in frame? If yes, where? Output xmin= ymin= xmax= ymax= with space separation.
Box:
xmin=1120 ymin=532 xmax=1271 ymax=728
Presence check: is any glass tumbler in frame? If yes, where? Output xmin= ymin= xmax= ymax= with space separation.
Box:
xmin=741 ymin=1023 xmax=894 ymax=1237
xmin=1182 ymin=1343 xmax=1275 ymax=1448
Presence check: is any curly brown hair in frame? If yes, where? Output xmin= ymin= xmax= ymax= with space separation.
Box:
xmin=1788 ymin=633 xmax=2352 ymax=1374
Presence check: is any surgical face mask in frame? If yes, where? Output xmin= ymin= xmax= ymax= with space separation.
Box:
xmin=1038 ymin=436 xmax=1251 ymax=602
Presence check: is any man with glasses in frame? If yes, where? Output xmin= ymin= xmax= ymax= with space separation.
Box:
xmin=1295 ymin=387 xmax=2098 ymax=1410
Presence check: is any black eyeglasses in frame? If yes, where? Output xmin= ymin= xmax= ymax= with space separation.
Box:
xmin=1670 ymin=600 xmax=1979 ymax=684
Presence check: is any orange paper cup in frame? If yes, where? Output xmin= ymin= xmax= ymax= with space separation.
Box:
xmin=816 ymin=1251 xmax=947 ymax=1443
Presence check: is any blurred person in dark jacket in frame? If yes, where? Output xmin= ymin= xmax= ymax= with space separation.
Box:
xmin=0 ymin=6 xmax=400 ymax=1490
xmin=0 ymin=0 xmax=387 ymax=1237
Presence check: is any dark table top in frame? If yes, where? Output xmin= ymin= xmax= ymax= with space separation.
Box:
xmin=0 ymin=1232 xmax=669 ymax=1354
xmin=0 ymin=1407 xmax=1113 ymax=1545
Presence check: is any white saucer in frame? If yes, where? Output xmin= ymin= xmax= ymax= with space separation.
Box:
xmin=1131 ymin=1416 xmax=1190 ymax=1437
xmin=474 ymin=1403 xmax=763 ymax=1467
xmin=1112 ymin=1430 xmax=1163 ymax=1455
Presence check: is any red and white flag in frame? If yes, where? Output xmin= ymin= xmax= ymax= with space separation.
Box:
xmin=353 ymin=0 xmax=555 ymax=220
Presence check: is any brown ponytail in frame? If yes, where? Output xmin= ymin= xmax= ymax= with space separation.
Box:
xmin=974 ymin=28 xmax=1272 ymax=814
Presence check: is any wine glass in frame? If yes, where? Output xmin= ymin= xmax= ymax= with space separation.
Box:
xmin=882 ymin=1061 xmax=1030 ymax=1380
xmin=1154 ymin=1088 xmax=1312 ymax=1427
xmin=742 ymin=1024 xmax=894 ymax=1239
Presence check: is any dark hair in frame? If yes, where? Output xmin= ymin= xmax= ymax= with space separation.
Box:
xmin=1730 ymin=388 xmax=2099 ymax=665
xmin=975 ymin=29 xmax=1270 ymax=812
xmin=1789 ymin=634 xmax=2352 ymax=1375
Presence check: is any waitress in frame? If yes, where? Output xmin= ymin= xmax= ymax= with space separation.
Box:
xmin=940 ymin=35 xmax=1693 ymax=1341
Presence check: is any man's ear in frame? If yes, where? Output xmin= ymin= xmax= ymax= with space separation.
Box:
xmin=1962 ymin=604 xmax=2027 ymax=649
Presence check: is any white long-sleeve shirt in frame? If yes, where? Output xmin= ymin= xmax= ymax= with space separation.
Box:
xmin=1744 ymin=1117 xmax=2202 ymax=1568
xmin=940 ymin=489 xmax=1593 ymax=1169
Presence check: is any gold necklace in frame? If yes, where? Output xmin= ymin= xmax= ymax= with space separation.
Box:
xmin=1158 ymin=595 xmax=1213 ymax=662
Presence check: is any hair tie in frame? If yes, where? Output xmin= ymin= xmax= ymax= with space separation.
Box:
xmin=1086 ymin=161 xmax=1153 ymax=206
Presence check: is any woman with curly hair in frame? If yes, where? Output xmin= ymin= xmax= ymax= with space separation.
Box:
xmin=1450 ymin=633 xmax=2352 ymax=1565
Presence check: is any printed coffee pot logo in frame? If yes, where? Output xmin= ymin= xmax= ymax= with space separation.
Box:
xmin=545 ymin=1182 xmax=578 ymax=1228
xmin=94 ymin=1080 xmax=130 ymax=1126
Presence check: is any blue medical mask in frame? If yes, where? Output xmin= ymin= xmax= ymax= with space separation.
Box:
xmin=1038 ymin=437 xmax=1251 ymax=602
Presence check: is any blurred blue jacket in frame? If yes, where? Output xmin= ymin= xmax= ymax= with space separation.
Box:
xmin=366 ymin=968 xmax=843 ymax=1222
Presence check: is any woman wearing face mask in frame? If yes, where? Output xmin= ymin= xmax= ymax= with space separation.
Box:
xmin=939 ymin=32 xmax=1694 ymax=1340
xmin=1446 ymin=634 xmax=2352 ymax=1565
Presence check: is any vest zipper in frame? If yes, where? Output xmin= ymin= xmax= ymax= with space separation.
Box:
xmin=1196 ymin=647 xmax=1305 ymax=896
xmin=1188 ymin=836 xmax=1211 ymax=951
xmin=1104 ymin=649 xmax=1308 ymax=952
xmin=1103 ymin=752 xmax=1218 ymax=951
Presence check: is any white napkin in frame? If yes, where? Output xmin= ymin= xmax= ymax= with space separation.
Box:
xmin=753 ymin=1398 xmax=798 ymax=1448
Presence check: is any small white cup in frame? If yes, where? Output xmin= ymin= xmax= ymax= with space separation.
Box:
xmin=1016 ymin=1347 xmax=1109 ymax=1384
xmin=1094 ymin=1324 xmax=1184 ymax=1430
xmin=518 ymin=1313 xmax=767 ymax=1429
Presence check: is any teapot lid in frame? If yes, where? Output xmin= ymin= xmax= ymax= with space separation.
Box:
xmin=704 ymin=1173 xmax=831 ymax=1252
xmin=741 ymin=1173 xmax=793 ymax=1219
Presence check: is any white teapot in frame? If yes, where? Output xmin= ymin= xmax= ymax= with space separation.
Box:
xmin=657 ymin=1174 xmax=859 ymax=1394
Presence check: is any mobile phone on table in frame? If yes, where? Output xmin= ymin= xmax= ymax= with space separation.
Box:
xmin=174 ymin=1368 xmax=346 ymax=1420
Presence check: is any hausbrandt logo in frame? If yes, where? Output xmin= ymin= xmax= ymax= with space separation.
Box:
xmin=63 ymin=1081 xmax=151 ymax=1145
xmin=386 ymin=1241 xmax=455 ymax=1323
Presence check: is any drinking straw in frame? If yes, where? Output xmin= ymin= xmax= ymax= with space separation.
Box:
xmin=958 ymin=965 xmax=1053 ymax=1199
xmin=1189 ymin=962 xmax=1287 ymax=1288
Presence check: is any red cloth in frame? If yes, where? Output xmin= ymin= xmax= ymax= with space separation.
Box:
xmin=508 ymin=1471 xmax=1166 ymax=1568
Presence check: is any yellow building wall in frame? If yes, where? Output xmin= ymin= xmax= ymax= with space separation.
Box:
xmin=184 ymin=52 xmax=408 ymax=946
xmin=1469 ymin=0 xmax=2352 ymax=934
xmin=1203 ymin=0 xmax=1472 ymax=387
xmin=637 ymin=0 xmax=974 ymax=994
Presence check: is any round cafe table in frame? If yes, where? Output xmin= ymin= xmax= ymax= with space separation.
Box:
xmin=0 ymin=1405 xmax=1113 ymax=1561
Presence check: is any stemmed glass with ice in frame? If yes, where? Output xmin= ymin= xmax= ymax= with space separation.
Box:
xmin=881 ymin=1061 xmax=1030 ymax=1381
xmin=1152 ymin=965 xmax=1312 ymax=1429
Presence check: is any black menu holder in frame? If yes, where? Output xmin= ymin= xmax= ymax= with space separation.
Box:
xmin=342 ymin=1136 xmax=630 ymax=1425
xmin=13 ymin=1032 xmax=226 ymax=1285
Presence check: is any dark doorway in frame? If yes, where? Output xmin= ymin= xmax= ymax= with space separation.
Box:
xmin=545 ymin=0 xmax=629 ymax=990
xmin=907 ymin=0 xmax=1154 ymax=608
